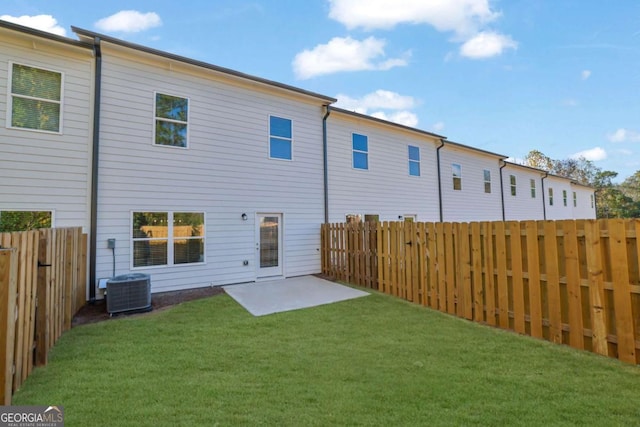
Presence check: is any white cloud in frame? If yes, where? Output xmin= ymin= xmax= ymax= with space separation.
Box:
xmin=371 ymin=111 xmax=419 ymax=127
xmin=607 ymin=128 xmax=640 ymax=143
xmin=581 ymin=70 xmax=591 ymax=80
xmin=0 ymin=14 xmax=66 ymax=36
xmin=335 ymin=90 xmax=419 ymax=127
xmin=570 ymin=147 xmax=607 ymax=161
xmin=432 ymin=121 xmax=445 ymax=132
xmin=328 ymin=0 xmax=499 ymax=37
xmin=292 ymin=36 xmax=409 ymax=79
xmin=459 ymin=31 xmax=517 ymax=59
xmin=95 ymin=10 xmax=162 ymax=33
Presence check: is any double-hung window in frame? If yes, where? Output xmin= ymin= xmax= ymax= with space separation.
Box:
xmin=408 ymin=145 xmax=420 ymax=176
xmin=563 ymin=190 xmax=568 ymax=207
xmin=548 ymin=188 xmax=554 ymax=206
xmin=573 ymin=191 xmax=577 ymax=207
xmin=510 ymin=175 xmax=517 ymax=196
xmin=9 ymin=63 xmax=62 ymax=133
xmin=269 ymin=116 xmax=292 ymax=160
xmin=452 ymin=164 xmax=462 ymax=190
xmin=352 ymin=133 xmax=368 ymax=170
xmin=530 ymin=179 xmax=536 ymax=198
xmin=483 ymin=170 xmax=491 ymax=193
xmin=132 ymin=211 xmax=205 ymax=268
xmin=155 ymin=93 xmax=189 ymax=147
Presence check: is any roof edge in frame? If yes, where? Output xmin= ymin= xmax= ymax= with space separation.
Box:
xmin=71 ymin=26 xmax=336 ymax=104
xmin=0 ymin=19 xmax=92 ymax=49
xmin=443 ymin=139 xmax=508 ymax=160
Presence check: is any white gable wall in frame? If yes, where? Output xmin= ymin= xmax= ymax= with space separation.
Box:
xmin=0 ymin=29 xmax=93 ymax=230
xmin=439 ymin=146 xmax=503 ymax=222
xmin=326 ymin=111 xmax=440 ymax=223
xmin=544 ymin=176 xmax=574 ymax=220
xmin=502 ymin=164 xmax=545 ymax=220
xmin=95 ymin=45 xmax=326 ymax=293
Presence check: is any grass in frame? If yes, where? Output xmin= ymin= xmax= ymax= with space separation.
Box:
xmin=13 ymin=290 xmax=640 ymax=426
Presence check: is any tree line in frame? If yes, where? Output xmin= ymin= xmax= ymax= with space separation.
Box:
xmin=523 ymin=150 xmax=640 ymax=218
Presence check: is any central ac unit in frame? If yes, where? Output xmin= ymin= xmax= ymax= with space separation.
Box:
xmin=106 ymin=273 xmax=152 ymax=315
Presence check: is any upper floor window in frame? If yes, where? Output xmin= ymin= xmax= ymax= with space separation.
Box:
xmin=548 ymin=188 xmax=554 ymax=206
xmin=563 ymin=190 xmax=568 ymax=207
xmin=510 ymin=175 xmax=517 ymax=196
xmin=269 ymin=116 xmax=292 ymax=160
xmin=452 ymin=164 xmax=462 ymax=190
xmin=9 ymin=63 xmax=62 ymax=133
xmin=352 ymin=133 xmax=368 ymax=170
xmin=132 ymin=211 xmax=205 ymax=268
xmin=530 ymin=179 xmax=536 ymax=198
xmin=155 ymin=93 xmax=188 ymax=147
xmin=573 ymin=191 xmax=577 ymax=207
xmin=483 ymin=170 xmax=491 ymax=193
xmin=408 ymin=145 xmax=420 ymax=176
xmin=590 ymin=194 xmax=594 ymax=208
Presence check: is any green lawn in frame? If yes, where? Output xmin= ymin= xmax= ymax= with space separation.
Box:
xmin=13 ymin=290 xmax=640 ymax=426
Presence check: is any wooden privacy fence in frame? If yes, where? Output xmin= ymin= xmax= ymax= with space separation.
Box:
xmin=321 ymin=219 xmax=640 ymax=365
xmin=0 ymin=227 xmax=87 ymax=404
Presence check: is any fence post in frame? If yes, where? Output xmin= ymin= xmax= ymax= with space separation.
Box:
xmin=0 ymin=249 xmax=18 ymax=405
xmin=584 ymin=220 xmax=608 ymax=356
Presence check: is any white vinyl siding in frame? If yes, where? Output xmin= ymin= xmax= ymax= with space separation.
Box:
xmin=0 ymin=30 xmax=93 ymax=231
xmin=571 ymin=184 xmax=596 ymax=219
xmin=327 ymin=110 xmax=440 ymax=222
xmin=94 ymin=45 xmax=326 ymax=292
xmin=545 ymin=176 xmax=575 ymax=219
xmin=439 ymin=147 xmax=502 ymax=221
xmin=502 ymin=164 xmax=545 ymax=220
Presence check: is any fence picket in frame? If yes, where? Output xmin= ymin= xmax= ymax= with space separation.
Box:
xmin=563 ymin=220 xmax=584 ymax=349
xmin=509 ymin=222 xmax=525 ymax=334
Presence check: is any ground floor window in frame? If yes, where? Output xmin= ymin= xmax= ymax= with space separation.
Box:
xmin=0 ymin=210 xmax=52 ymax=232
xmin=132 ymin=211 xmax=205 ymax=268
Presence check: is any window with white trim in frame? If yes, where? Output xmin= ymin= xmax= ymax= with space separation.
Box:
xmin=132 ymin=212 xmax=204 ymax=268
xmin=352 ymin=133 xmax=368 ymax=170
xmin=530 ymin=179 xmax=536 ymax=198
xmin=483 ymin=170 xmax=491 ymax=193
xmin=573 ymin=191 xmax=577 ymax=207
xmin=9 ymin=63 xmax=62 ymax=133
xmin=510 ymin=175 xmax=517 ymax=196
xmin=452 ymin=164 xmax=462 ymax=190
xmin=155 ymin=93 xmax=189 ymax=147
xmin=548 ymin=188 xmax=554 ymax=206
xmin=0 ymin=210 xmax=52 ymax=232
xmin=563 ymin=190 xmax=568 ymax=207
xmin=408 ymin=145 xmax=420 ymax=176
xmin=269 ymin=115 xmax=292 ymax=160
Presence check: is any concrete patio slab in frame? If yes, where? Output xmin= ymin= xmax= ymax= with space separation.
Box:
xmin=223 ymin=275 xmax=369 ymax=316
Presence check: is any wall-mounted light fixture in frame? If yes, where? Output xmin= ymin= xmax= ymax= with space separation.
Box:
xmin=398 ymin=215 xmax=403 ymax=220
xmin=241 ymin=213 xmax=248 ymax=221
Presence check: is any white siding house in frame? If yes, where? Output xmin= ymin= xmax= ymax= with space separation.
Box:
xmin=439 ymin=142 xmax=506 ymax=222
xmin=544 ymin=175 xmax=575 ymax=220
xmin=326 ymin=108 xmax=441 ymax=223
xmin=502 ymin=162 xmax=546 ymax=220
xmin=73 ymin=28 xmax=335 ymax=293
xmin=571 ymin=182 xmax=597 ymax=219
xmin=0 ymin=21 xmax=94 ymax=231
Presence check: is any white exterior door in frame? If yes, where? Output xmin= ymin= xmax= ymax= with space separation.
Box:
xmin=256 ymin=213 xmax=283 ymax=278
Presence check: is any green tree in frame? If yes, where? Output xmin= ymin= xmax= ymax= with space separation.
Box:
xmin=0 ymin=211 xmax=52 ymax=232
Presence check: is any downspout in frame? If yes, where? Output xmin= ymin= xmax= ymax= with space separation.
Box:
xmin=436 ymin=139 xmax=445 ymax=222
xmin=541 ymin=172 xmax=548 ymax=220
xmin=499 ymin=161 xmax=506 ymax=221
xmin=322 ymin=105 xmax=331 ymax=224
xmin=89 ymin=36 xmax=102 ymax=302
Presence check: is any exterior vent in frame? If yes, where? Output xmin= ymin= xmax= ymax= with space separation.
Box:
xmin=106 ymin=273 xmax=151 ymax=315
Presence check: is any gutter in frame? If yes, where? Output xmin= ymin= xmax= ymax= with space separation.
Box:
xmin=322 ymin=105 xmax=331 ymax=223
xmin=499 ymin=161 xmax=507 ymax=221
xmin=541 ymin=172 xmax=548 ymax=220
xmin=436 ymin=139 xmax=445 ymax=222
xmin=89 ymin=36 xmax=102 ymax=302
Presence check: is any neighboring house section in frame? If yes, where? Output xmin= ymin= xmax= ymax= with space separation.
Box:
xmin=502 ymin=162 xmax=546 ymax=220
xmin=544 ymin=174 xmax=576 ymax=220
xmin=571 ymin=181 xmax=596 ymax=219
xmin=326 ymin=108 xmax=442 ymax=223
xmin=439 ymin=141 xmax=506 ymax=222
xmin=73 ymin=28 xmax=335 ymax=293
xmin=0 ymin=21 xmax=94 ymax=231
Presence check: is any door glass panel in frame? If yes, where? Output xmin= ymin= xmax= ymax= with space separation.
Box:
xmin=260 ymin=216 xmax=279 ymax=268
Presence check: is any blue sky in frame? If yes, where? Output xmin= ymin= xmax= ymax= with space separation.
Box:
xmin=3 ymin=0 xmax=640 ymax=180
